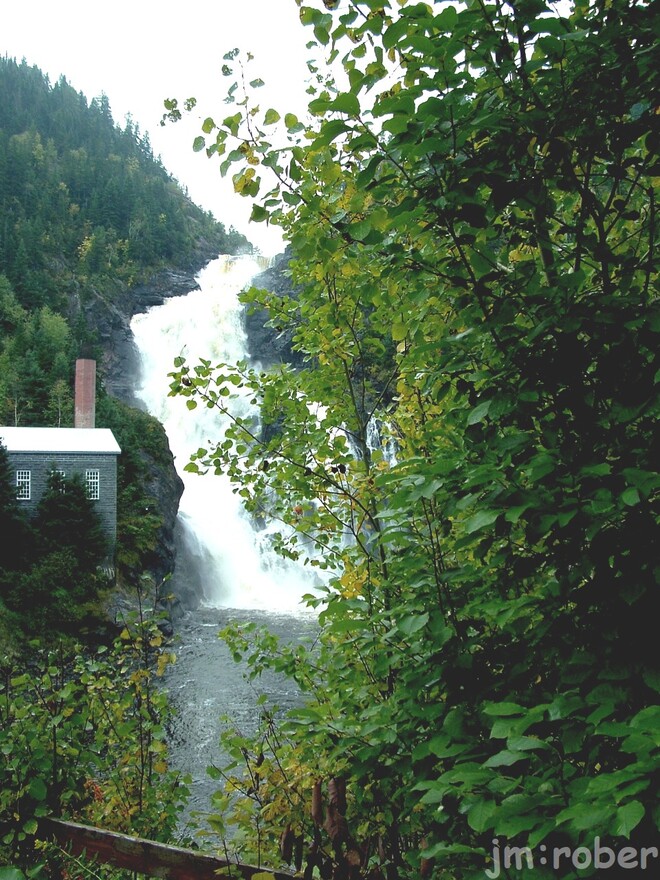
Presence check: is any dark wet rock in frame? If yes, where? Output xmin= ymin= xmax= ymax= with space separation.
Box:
xmin=243 ymin=250 xmax=305 ymax=369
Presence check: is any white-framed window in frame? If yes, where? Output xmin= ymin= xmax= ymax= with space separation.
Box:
xmin=16 ymin=470 xmax=31 ymax=500
xmin=85 ymin=469 xmax=100 ymax=500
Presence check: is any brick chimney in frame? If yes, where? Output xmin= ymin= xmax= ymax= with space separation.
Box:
xmin=74 ymin=359 xmax=96 ymax=428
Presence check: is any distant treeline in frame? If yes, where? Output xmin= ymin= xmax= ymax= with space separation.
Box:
xmin=0 ymin=55 xmax=250 ymax=427
xmin=0 ymin=56 xmax=247 ymax=311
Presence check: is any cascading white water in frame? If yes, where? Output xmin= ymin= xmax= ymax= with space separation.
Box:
xmin=366 ymin=417 xmax=398 ymax=468
xmin=131 ymin=254 xmax=317 ymax=612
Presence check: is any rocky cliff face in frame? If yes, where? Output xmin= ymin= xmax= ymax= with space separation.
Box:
xmin=89 ymin=266 xmax=208 ymax=405
xmin=243 ymin=250 xmax=303 ymax=368
xmin=105 ymin=439 xmax=185 ymax=633
xmin=138 ymin=437 xmax=184 ymax=589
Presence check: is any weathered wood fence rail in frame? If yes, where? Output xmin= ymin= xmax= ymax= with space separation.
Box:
xmin=38 ymin=817 xmax=296 ymax=880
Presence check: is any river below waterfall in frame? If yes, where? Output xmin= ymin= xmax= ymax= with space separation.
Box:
xmin=130 ymin=255 xmax=320 ymax=834
xmin=165 ymin=606 xmax=317 ymax=835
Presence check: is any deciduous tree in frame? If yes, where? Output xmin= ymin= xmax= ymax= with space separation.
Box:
xmin=169 ymin=1 xmax=658 ymax=876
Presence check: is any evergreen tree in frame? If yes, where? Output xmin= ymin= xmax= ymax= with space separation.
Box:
xmin=0 ymin=471 xmax=110 ymax=634
xmin=0 ymin=53 xmax=248 ymax=314
xmin=0 ymin=441 xmax=30 ymax=575
xmin=34 ymin=470 xmax=106 ymax=571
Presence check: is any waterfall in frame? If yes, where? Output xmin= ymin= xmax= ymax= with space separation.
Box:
xmin=366 ymin=417 xmax=398 ymax=468
xmin=131 ymin=254 xmax=316 ymax=612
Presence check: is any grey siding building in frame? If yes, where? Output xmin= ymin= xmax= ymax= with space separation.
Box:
xmin=0 ymin=426 xmax=121 ymax=553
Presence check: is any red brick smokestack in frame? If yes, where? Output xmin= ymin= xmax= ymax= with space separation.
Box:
xmin=74 ymin=359 xmax=96 ymax=428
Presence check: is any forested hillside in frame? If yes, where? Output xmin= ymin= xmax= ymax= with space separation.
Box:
xmin=0 ymin=57 xmax=243 ymax=301
xmin=0 ymin=56 xmax=248 ymax=427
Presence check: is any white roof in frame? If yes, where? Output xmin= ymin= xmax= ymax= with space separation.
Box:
xmin=0 ymin=427 xmax=121 ymax=455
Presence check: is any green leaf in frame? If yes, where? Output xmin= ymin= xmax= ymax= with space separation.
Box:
xmin=264 ymin=108 xmax=281 ymax=125
xmin=507 ymin=735 xmax=549 ymax=752
xmin=421 ymin=841 xmax=483 ymax=859
xmin=29 ymin=777 xmax=47 ymax=801
xmin=331 ymin=92 xmax=360 ymax=116
xmin=382 ymin=116 xmax=410 ymax=135
xmin=621 ymin=487 xmax=640 ymax=506
xmin=284 ymin=113 xmax=304 ymax=132
xmin=313 ymin=119 xmax=350 ymax=148
xmin=555 ymin=803 xmax=613 ymax=832
xmin=466 ymin=400 xmax=491 ymax=425
xmin=419 ymin=787 xmax=445 ymax=805
xmin=484 ymin=702 xmax=526 ymax=717
xmin=308 ymin=97 xmax=331 ymax=115
xmin=614 ymin=800 xmax=645 ymax=837
xmin=490 ymin=717 xmax=523 ymax=739
xmin=427 ymin=735 xmax=468 ymax=758
xmin=397 ymin=612 xmax=429 ymax=636
xmin=250 ymin=204 xmax=269 ymax=223
xmin=0 ymin=869 xmax=27 ymax=880
xmin=433 ymin=6 xmax=459 ymax=31
xmin=463 ymin=509 xmax=499 ymax=534
xmin=484 ymin=749 xmax=526 ymax=767
xmin=505 ymin=504 xmax=531 ymax=523
xmin=349 ymin=218 xmax=372 ymax=241
xmin=642 ymin=669 xmax=660 ymax=693
xmin=391 ymin=320 xmax=407 ymax=341
xmin=382 ymin=18 xmax=409 ymax=51
xmin=22 ymin=818 xmax=38 ymax=835
xmin=467 ymin=799 xmax=496 ymax=832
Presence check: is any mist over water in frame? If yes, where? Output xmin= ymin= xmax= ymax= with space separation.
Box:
xmin=131 ymin=254 xmax=318 ymax=612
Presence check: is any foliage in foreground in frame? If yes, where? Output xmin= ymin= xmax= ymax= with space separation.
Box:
xmin=0 ymin=602 xmax=187 ymax=876
xmin=168 ymin=0 xmax=659 ymax=878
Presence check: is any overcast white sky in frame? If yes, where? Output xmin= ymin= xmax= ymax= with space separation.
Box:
xmin=0 ymin=0 xmax=314 ymax=255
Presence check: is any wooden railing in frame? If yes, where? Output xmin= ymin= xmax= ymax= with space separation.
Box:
xmin=39 ymin=817 xmax=296 ymax=880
